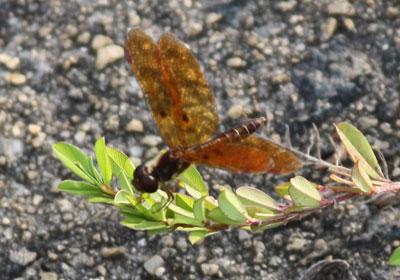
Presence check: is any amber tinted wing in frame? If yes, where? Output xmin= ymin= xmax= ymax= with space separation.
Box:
xmin=181 ymin=135 xmax=301 ymax=174
xmin=157 ymin=33 xmax=219 ymax=147
xmin=125 ymin=29 xmax=180 ymax=148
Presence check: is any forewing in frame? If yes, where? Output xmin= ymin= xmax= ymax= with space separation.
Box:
xmin=157 ymin=33 xmax=219 ymax=147
xmin=181 ymin=135 xmax=301 ymax=174
xmin=125 ymin=29 xmax=180 ymax=148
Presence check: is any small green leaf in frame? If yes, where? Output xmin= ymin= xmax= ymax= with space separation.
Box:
xmin=178 ymin=165 xmax=208 ymax=197
xmin=175 ymin=193 xmax=195 ymax=211
xmin=283 ymin=205 xmax=315 ymax=214
xmin=58 ymin=180 xmax=101 ymax=196
xmin=289 ymin=176 xmax=321 ymax=208
xmin=87 ymin=196 xmax=114 ymax=203
xmin=168 ymin=202 xmax=195 ymax=218
xmin=236 ymin=186 xmax=279 ymax=211
xmin=121 ymin=214 xmax=147 ymax=225
xmin=244 ymin=205 xmax=280 ymax=220
xmin=95 ymin=137 xmax=112 ymax=185
xmin=274 ymin=182 xmax=291 ymax=200
xmin=207 ymin=207 xmax=243 ymax=226
xmin=122 ymin=220 xmax=166 ymax=230
xmin=170 ymin=215 xmax=203 ymax=227
xmin=335 ymin=123 xmax=384 ymax=180
xmin=147 ymin=227 xmax=171 ymax=235
xmin=53 ymin=143 xmax=96 ymax=184
xmin=251 ymin=221 xmax=285 ymax=231
xmin=106 ymin=147 xmax=135 ymax=180
xmin=352 ymin=161 xmax=373 ymax=193
xmin=114 ymin=190 xmax=134 ymax=204
xmin=218 ymin=189 xmax=248 ymax=223
xmin=389 ymin=247 xmax=400 ymax=266
xmin=88 ymin=156 xmax=103 ymax=185
xmin=115 ymin=169 xmax=134 ymax=194
xmin=188 ymin=230 xmax=215 ymax=244
xmin=193 ymin=196 xmax=207 ymax=222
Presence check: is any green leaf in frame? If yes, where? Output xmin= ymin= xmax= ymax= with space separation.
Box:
xmin=289 ymin=176 xmax=321 ymax=208
xmin=121 ymin=214 xmax=147 ymax=225
xmin=236 ymin=186 xmax=279 ymax=211
xmin=193 ymin=196 xmax=207 ymax=222
xmin=114 ymin=190 xmax=134 ymax=205
xmin=115 ymin=169 xmax=134 ymax=194
xmin=283 ymin=205 xmax=315 ymax=214
xmin=188 ymin=230 xmax=215 ymax=244
xmin=170 ymin=215 xmax=203 ymax=227
xmin=88 ymin=156 xmax=103 ymax=185
xmin=175 ymin=193 xmax=195 ymax=211
xmin=245 ymin=205 xmax=282 ymax=220
xmin=122 ymin=220 xmax=167 ymax=230
xmin=177 ymin=165 xmax=208 ymax=197
xmin=251 ymin=221 xmax=285 ymax=231
xmin=168 ymin=202 xmax=195 ymax=218
xmin=218 ymin=189 xmax=248 ymax=223
xmin=274 ymin=182 xmax=291 ymax=200
xmin=95 ymin=137 xmax=112 ymax=185
xmin=106 ymin=147 xmax=135 ymax=180
xmin=389 ymin=247 xmax=400 ymax=266
xmin=53 ymin=143 xmax=96 ymax=184
xmin=87 ymin=196 xmax=114 ymax=203
xmin=147 ymin=227 xmax=171 ymax=235
xmin=58 ymin=180 xmax=101 ymax=196
xmin=207 ymin=207 xmax=243 ymax=226
xmin=352 ymin=161 xmax=373 ymax=193
xmin=335 ymin=123 xmax=384 ymax=180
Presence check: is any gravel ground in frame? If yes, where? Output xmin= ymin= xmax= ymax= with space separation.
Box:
xmin=1 ymin=0 xmax=400 ymax=279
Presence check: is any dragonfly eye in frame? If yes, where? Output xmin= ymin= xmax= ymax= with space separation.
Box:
xmin=133 ymin=165 xmax=159 ymax=193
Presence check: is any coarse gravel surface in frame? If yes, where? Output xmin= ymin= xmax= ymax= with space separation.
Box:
xmin=1 ymin=0 xmax=400 ymax=279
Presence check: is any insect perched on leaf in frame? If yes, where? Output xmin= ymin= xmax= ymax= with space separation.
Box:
xmin=124 ymin=28 xmax=301 ymax=201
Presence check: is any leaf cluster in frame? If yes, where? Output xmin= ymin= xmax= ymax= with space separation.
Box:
xmin=53 ymin=122 xmax=400 ymax=260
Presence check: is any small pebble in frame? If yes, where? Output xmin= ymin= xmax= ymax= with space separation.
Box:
xmin=206 ymin=13 xmax=223 ymax=25
xmin=97 ymin=265 xmax=107 ymax=276
xmin=5 ymin=72 xmax=27 ymax=85
xmin=0 ymin=53 xmax=20 ymax=70
xmin=101 ymin=247 xmax=125 ymax=258
xmin=226 ymin=57 xmax=246 ymax=68
xmin=9 ymin=248 xmax=37 ymax=266
xmin=96 ymin=44 xmax=124 ymax=70
xmin=269 ymin=256 xmax=282 ymax=267
xmin=227 ymin=103 xmax=243 ymax=119
xmin=125 ymin=119 xmax=144 ymax=132
xmin=144 ymin=255 xmax=164 ymax=275
xmin=321 ymin=17 xmax=337 ymax=41
xmin=272 ymin=73 xmax=290 ymax=84
xmin=176 ymin=237 xmax=188 ymax=250
xmin=286 ymin=236 xmax=308 ymax=252
xmin=32 ymin=194 xmax=43 ymax=206
xmin=77 ymin=31 xmax=91 ymax=44
xmin=275 ymin=1 xmax=296 ymax=12
xmin=105 ymin=114 xmax=120 ymax=131
xmin=154 ymin=266 xmax=166 ymax=277
xmin=201 ymin=263 xmax=219 ymax=276
xmin=141 ymin=135 xmax=162 ymax=147
xmin=40 ymin=272 xmax=58 ymax=280
xmin=184 ymin=21 xmax=203 ymax=37
xmin=327 ymin=1 xmax=355 ymax=16
xmin=2 ymin=217 xmax=11 ymax=225
xmin=28 ymin=124 xmax=42 ymax=135
xmin=91 ymin=34 xmax=113 ymax=50
xmin=387 ymin=7 xmax=400 ymax=18
xmin=343 ymin=18 xmax=356 ymax=32
xmin=129 ymin=11 xmax=141 ymax=26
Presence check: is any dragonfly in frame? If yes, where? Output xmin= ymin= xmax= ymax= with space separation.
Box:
xmin=124 ymin=28 xmax=301 ymax=200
